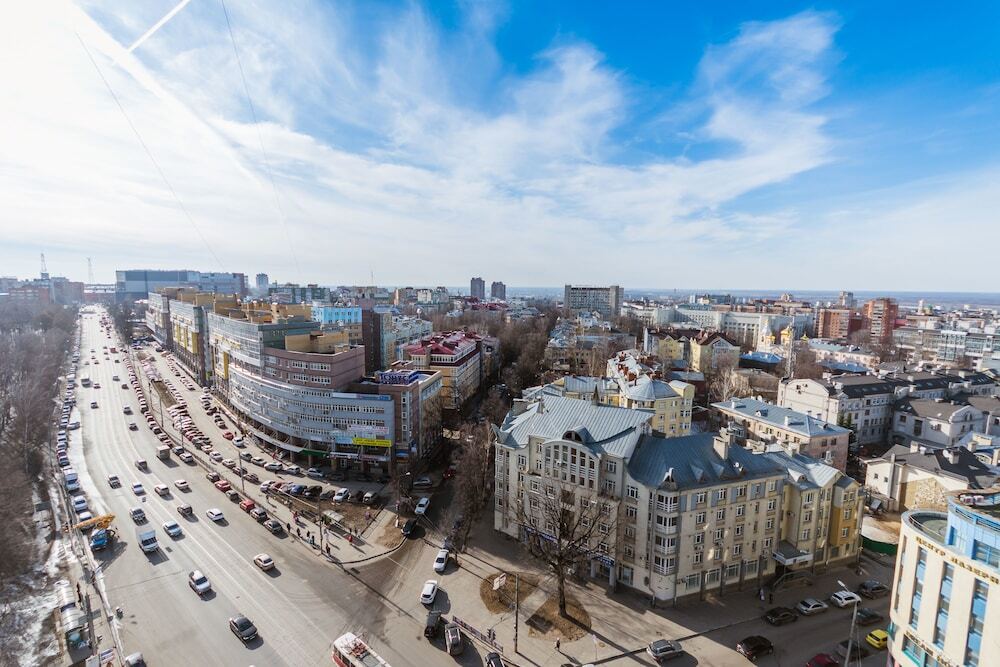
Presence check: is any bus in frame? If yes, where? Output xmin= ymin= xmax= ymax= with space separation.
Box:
xmin=332 ymin=633 xmax=391 ymax=667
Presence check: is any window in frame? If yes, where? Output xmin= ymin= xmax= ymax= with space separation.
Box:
xmin=627 ymin=485 xmax=639 ymax=500
xmin=716 ymin=509 xmax=726 ymax=521
xmin=653 ymin=555 xmax=676 ymax=575
xmin=695 ymin=512 xmax=706 ymax=525
xmin=767 ymin=480 xmax=777 ymax=493
xmin=841 ymin=527 xmax=849 ymax=538
xmin=735 ymin=524 xmax=744 ymax=537
xmin=605 ymin=460 xmax=617 ymax=474
xmin=966 ymin=581 xmax=988 ymax=666
xmin=517 ymin=455 xmax=526 ymax=469
xmin=735 ymin=505 xmax=745 ymax=517
xmin=843 ymin=508 xmax=852 ymax=520
xmin=695 ymin=492 xmax=707 ymax=505
xmin=973 ymin=540 xmax=1000 ymax=568
xmin=735 ymin=485 xmax=746 ymax=498
xmin=726 ymin=564 xmax=739 ymax=579
xmin=934 ymin=564 xmax=953 ymax=649
xmin=603 ymin=479 xmax=616 ymax=494
xmin=714 ymin=528 xmax=724 ymax=541
xmin=803 ymin=510 xmax=812 ymax=523
xmin=801 ymin=529 xmax=811 ymax=541
xmin=693 ymin=552 xmax=702 ymax=565
xmin=804 ymin=492 xmax=814 ymax=504
xmin=693 ymin=533 xmax=704 ymax=545
xmin=766 ymin=499 xmax=777 ymax=511
xmin=716 ymin=489 xmax=728 ymax=502
xmin=625 ymin=505 xmax=637 ymax=519
xmin=910 ymin=548 xmax=926 ymax=629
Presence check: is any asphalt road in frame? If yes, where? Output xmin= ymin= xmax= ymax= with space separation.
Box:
xmin=73 ymin=311 xmax=446 ymax=667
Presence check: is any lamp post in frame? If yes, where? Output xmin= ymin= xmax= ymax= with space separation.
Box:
xmin=838 ymin=579 xmax=859 ymax=666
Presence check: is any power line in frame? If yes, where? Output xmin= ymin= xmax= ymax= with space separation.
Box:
xmin=219 ymin=0 xmax=302 ymax=282
xmin=75 ymin=32 xmax=226 ymax=271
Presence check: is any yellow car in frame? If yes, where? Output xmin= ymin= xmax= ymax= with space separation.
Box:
xmin=866 ymin=629 xmax=889 ymax=650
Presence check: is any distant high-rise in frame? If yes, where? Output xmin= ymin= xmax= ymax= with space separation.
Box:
xmin=470 ymin=277 xmax=485 ymax=300
xmin=256 ymin=273 xmax=269 ymax=292
xmin=838 ymin=290 xmax=855 ymax=308
xmin=490 ymin=281 xmax=506 ymax=301
xmin=862 ymin=297 xmax=898 ymax=346
xmin=563 ymin=284 xmax=624 ymax=319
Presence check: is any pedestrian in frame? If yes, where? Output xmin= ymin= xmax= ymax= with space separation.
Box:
xmin=326 ymin=545 xmax=331 ymax=555
xmin=285 ymin=522 xmax=291 ymax=532
xmin=555 ymin=638 xmax=561 ymax=652
xmin=759 ymin=588 xmax=765 ymax=602
xmin=297 ymin=528 xmax=301 ymax=537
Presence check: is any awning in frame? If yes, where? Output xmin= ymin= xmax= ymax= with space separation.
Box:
xmin=772 ymin=540 xmax=813 ymax=566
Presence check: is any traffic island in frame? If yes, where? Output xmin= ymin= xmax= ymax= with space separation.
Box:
xmin=479 ymin=572 xmax=538 ymax=613
xmin=526 ymin=592 xmax=591 ymax=642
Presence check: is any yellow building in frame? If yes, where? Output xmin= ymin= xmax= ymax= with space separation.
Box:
xmin=689 ymin=332 xmax=740 ymax=372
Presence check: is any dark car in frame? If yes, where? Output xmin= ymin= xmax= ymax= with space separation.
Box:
xmin=646 ymin=639 xmax=684 ymax=662
xmin=806 ymin=654 xmax=840 ymax=667
xmin=763 ymin=606 xmax=798 ymax=626
xmin=858 ymin=580 xmax=890 ymax=599
xmin=484 ymin=652 xmax=505 ymax=667
xmin=229 ymin=614 xmax=258 ymax=643
xmin=736 ymin=636 xmax=773 ymax=662
xmin=836 ymin=640 xmax=869 ymax=661
xmin=855 ymin=607 xmax=884 ymax=626
xmin=401 ymin=518 xmax=417 ymax=537
xmin=206 ymin=471 xmax=221 ymax=482
xmin=424 ymin=610 xmax=443 ymax=638
xmin=263 ymin=519 xmax=283 ymax=535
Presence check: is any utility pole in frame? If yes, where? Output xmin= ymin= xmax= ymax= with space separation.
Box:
xmin=839 ymin=579 xmax=859 ymax=666
xmin=513 ymin=573 xmax=519 ymax=654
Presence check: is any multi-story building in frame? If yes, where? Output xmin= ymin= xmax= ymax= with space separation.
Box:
xmin=470 ymin=277 xmax=485 ymax=300
xmin=808 ymin=340 xmax=879 ymax=371
xmin=402 ymin=330 xmax=495 ymax=410
xmin=816 ymin=307 xmax=863 ymax=340
xmin=712 ymin=397 xmax=851 ymax=470
xmin=890 ymin=489 xmax=1000 ymax=667
xmin=268 ymin=283 xmax=329 ymax=304
xmin=672 ymin=307 xmax=809 ymax=349
xmin=168 ymin=291 xmax=238 ymax=384
xmin=145 ymin=291 xmax=173 ymax=347
xmin=864 ymin=442 xmax=1000 ymax=512
xmin=198 ymin=272 xmax=247 ymax=297
xmin=563 ymin=284 xmax=624 ymax=319
xmin=255 ymin=273 xmax=269 ymax=294
xmin=490 ymin=281 xmax=506 ymax=301
xmin=118 ymin=269 xmax=247 ymax=301
xmin=895 ymin=323 xmax=1000 ymax=366
xmin=892 ymin=398 xmax=986 ymax=448
xmin=545 ymin=317 xmax=636 ymax=375
xmin=643 ymin=327 xmax=702 ymax=362
xmin=862 ymin=297 xmax=898 ymax=346
xmin=689 ymin=331 xmax=741 ymax=372
xmin=762 ymin=451 xmax=864 ymax=570
xmin=778 ymin=375 xmax=898 ymax=446
xmin=311 ymin=304 xmax=362 ymax=325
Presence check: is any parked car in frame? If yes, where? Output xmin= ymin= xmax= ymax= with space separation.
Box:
xmin=806 ymin=654 xmax=840 ymax=667
xmin=736 ymin=636 xmax=773 ymax=662
xmin=363 ymin=491 xmax=377 ymax=504
xmin=796 ymin=598 xmax=829 ymax=616
xmin=401 ymin=518 xmax=417 ymax=537
xmin=284 ymin=464 xmax=302 ymax=475
xmin=414 ymin=497 xmax=430 ymax=515
xmin=858 ymin=580 xmax=890 ymax=599
xmin=484 ymin=652 xmax=506 ymax=667
xmin=188 ymin=570 xmax=211 ymax=595
xmin=239 ymin=498 xmax=256 ymax=512
xmin=646 ymin=639 xmax=684 ymax=662
xmin=264 ymin=461 xmax=282 ymax=472
xmin=424 ymin=610 xmax=443 ymax=638
xmin=214 ymin=480 xmax=232 ymax=492
xmin=263 ymin=519 xmax=283 ymax=534
xmin=835 ymin=639 xmax=869 ymax=661
xmin=250 ymin=507 xmax=268 ymax=522
xmin=333 ymin=488 xmax=349 ymax=502
xmin=306 ymin=467 xmax=324 ymax=479
xmin=763 ymin=607 xmax=798 ymax=626
xmin=206 ymin=471 xmax=221 ymax=482
xmin=444 ymin=623 xmax=463 ymax=655
xmin=420 ymin=580 xmax=439 ymax=605
xmin=433 ymin=549 xmax=449 ymax=573
xmin=866 ymin=629 xmax=888 ymax=650
xmin=412 ymin=476 xmax=433 ymax=489
xmin=830 ymin=591 xmax=862 ymax=608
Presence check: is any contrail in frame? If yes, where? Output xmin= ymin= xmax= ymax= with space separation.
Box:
xmin=117 ymin=0 xmax=193 ymax=61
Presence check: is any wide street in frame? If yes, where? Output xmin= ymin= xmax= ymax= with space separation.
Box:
xmin=72 ymin=310 xmax=446 ymax=667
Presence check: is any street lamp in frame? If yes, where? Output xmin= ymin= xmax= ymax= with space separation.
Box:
xmin=838 ymin=579 xmax=859 ymax=666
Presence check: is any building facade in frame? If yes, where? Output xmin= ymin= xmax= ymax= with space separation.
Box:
xmin=863 ymin=297 xmax=899 ymax=346
xmin=403 ymin=330 xmax=493 ymax=411
xmin=563 ymin=285 xmax=624 ymax=319
xmin=816 ymin=307 xmax=862 ymax=340
xmin=778 ymin=375 xmax=898 ymax=446
xmin=890 ymin=490 xmax=1000 ymax=667
xmin=490 ymin=281 xmax=506 ymax=301
xmin=470 ymin=277 xmax=485 ymax=300
xmin=689 ymin=332 xmax=741 ymax=373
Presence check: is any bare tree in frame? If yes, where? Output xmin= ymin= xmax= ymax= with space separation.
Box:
xmin=707 ymin=358 xmax=750 ymax=403
xmin=449 ymin=424 xmax=494 ymax=549
xmin=511 ymin=481 xmax=617 ymax=618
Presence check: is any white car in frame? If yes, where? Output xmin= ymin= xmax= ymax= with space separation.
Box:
xmin=830 ymin=590 xmax=862 ymax=608
xmin=163 ymin=520 xmax=183 ymax=538
xmin=796 ymin=598 xmax=829 ymax=615
xmin=264 ymin=461 xmax=282 ymax=472
xmin=179 ymin=452 xmax=194 ymax=463
xmin=188 ymin=570 xmax=211 ymax=595
xmin=433 ymin=549 xmax=448 ymax=573
xmin=333 ymin=488 xmax=349 ymax=502
xmin=284 ymin=464 xmax=302 ymax=475
xmin=253 ymin=553 xmax=275 ymax=571
xmin=72 ymin=496 xmax=89 ymax=512
xmin=206 ymin=508 xmax=225 ymax=522
xmin=414 ymin=497 xmax=431 ymax=516
xmin=222 ymin=458 xmax=236 ymax=469
xmin=154 ymin=484 xmax=170 ymax=497
xmin=132 ymin=483 xmax=145 ymax=495
xmin=174 ymin=479 xmax=190 ymax=491
xmin=420 ymin=580 xmax=439 ymax=605
xmin=209 ymin=451 xmax=223 ymax=462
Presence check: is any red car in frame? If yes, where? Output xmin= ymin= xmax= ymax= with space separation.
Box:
xmin=223 ymin=432 xmax=234 ymax=440
xmin=807 ymin=654 xmax=840 ymax=667
xmin=214 ymin=480 xmax=232 ymax=492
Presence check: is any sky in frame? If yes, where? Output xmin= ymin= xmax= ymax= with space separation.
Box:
xmin=1 ymin=1 xmax=998 ymax=291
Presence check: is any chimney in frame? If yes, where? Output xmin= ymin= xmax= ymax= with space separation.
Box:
xmin=945 ymin=449 xmax=958 ymax=465
xmin=909 ymin=442 xmax=920 ymax=454
xmin=992 ymin=448 xmax=1000 ymax=467
xmin=784 ymin=415 xmax=792 ymax=427
xmin=714 ymin=430 xmax=732 ymax=461
xmin=967 ymin=436 xmax=978 ymax=453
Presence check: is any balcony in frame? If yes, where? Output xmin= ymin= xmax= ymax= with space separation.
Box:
xmin=905 ymin=510 xmax=947 ymax=544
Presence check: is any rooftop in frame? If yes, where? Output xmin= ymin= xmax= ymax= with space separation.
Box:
xmin=762 ymin=450 xmax=843 ymax=490
xmin=881 ymin=444 xmax=1000 ymax=489
xmin=713 ymin=397 xmax=848 ymax=438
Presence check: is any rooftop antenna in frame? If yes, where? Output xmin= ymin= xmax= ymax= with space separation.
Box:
xmin=40 ymin=252 xmax=49 ymax=280
xmin=87 ymin=257 xmax=94 ymax=284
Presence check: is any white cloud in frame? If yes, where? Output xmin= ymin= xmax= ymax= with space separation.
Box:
xmin=1 ymin=3 xmax=991 ymax=291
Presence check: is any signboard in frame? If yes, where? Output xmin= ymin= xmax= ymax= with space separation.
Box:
xmin=352 ymin=437 xmax=391 ymax=448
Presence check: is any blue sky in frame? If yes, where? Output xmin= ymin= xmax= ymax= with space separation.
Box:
xmin=1 ymin=1 xmax=997 ymax=290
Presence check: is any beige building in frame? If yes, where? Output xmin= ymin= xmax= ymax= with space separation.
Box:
xmin=689 ymin=331 xmax=740 ymax=372
xmin=402 ymin=330 xmax=494 ymax=410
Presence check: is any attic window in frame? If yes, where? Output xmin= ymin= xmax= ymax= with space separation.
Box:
xmin=563 ymin=431 xmax=584 ymax=443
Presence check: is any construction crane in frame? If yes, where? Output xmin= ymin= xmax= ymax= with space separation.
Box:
xmin=73 ymin=514 xmax=117 ymax=551
xmin=73 ymin=513 xmax=115 ymax=532
xmin=40 ymin=252 xmax=49 ymax=280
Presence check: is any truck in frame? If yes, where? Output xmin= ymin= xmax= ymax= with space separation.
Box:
xmin=90 ymin=528 xmax=116 ymax=551
xmin=136 ymin=527 xmax=159 ymax=553
xmin=80 ymin=377 xmax=92 ymax=387
xmin=156 ymin=445 xmax=170 ymax=460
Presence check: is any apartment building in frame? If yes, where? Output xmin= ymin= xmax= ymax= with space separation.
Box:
xmin=267 ymin=283 xmax=329 ymax=303
xmin=672 ymin=307 xmax=808 ymax=349
xmin=816 ymin=307 xmax=863 ymax=340
xmin=762 ymin=451 xmax=864 ymax=570
xmin=862 ymin=297 xmax=898 ymax=346
xmin=890 ymin=489 xmax=1000 ymax=667
xmin=778 ymin=375 xmax=897 ymax=446
xmin=712 ymin=397 xmax=851 ymax=470
xmin=145 ymin=291 xmax=172 ymax=346
xmin=490 ymin=281 xmax=506 ymax=301
xmin=563 ymin=284 xmax=624 ymax=319
xmin=470 ymin=277 xmax=485 ymax=300
xmin=808 ymin=340 xmax=879 ymax=371
xmin=892 ymin=398 xmax=986 ymax=448
xmin=169 ymin=291 xmax=238 ymax=384
xmin=545 ymin=317 xmax=636 ymax=375
xmin=118 ymin=269 xmax=246 ymax=301
xmin=402 ymin=330 xmax=495 ymax=410
xmin=643 ymin=327 xmax=703 ymax=362
xmin=689 ymin=331 xmax=740 ymax=373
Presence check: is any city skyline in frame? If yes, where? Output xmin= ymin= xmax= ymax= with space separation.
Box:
xmin=2 ymin=2 xmax=998 ymax=288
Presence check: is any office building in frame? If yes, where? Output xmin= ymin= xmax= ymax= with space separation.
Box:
xmin=268 ymin=284 xmax=329 ymax=304
xmin=470 ymin=277 xmax=485 ymax=300
xmin=563 ymin=284 xmax=624 ymax=319
xmin=255 ymin=273 xmax=269 ymax=293
xmin=117 ymin=269 xmax=247 ymax=301
xmin=490 ymin=281 xmax=506 ymax=301
xmin=890 ymin=489 xmax=1000 ymax=667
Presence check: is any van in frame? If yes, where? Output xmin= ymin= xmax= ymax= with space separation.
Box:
xmin=136 ymin=528 xmax=159 ymax=553
xmin=156 ymin=446 xmax=170 ymax=460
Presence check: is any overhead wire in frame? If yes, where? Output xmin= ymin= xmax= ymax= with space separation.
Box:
xmin=75 ymin=32 xmax=226 ymax=271
xmin=219 ymin=0 xmax=302 ymax=282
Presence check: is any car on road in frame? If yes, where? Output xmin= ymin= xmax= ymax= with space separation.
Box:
xmin=420 ymin=580 xmax=439 ymax=605
xmin=72 ymin=496 xmax=88 ymax=512
xmin=646 ymin=639 xmax=684 ymax=662
xmin=401 ymin=518 xmax=417 ymax=537
xmin=177 ymin=503 xmax=193 ymax=517
xmin=866 ymin=629 xmax=888 ymax=650
xmin=856 ymin=607 xmax=884 ymax=626
xmin=363 ymin=491 xmax=377 ymax=504
xmin=178 ymin=451 xmax=193 ymax=463
xmin=859 ymin=580 xmax=890 ymax=599
xmin=90 ymin=401 xmax=98 ymax=409
xmin=830 ymin=590 xmax=862 ymax=608
xmin=239 ymin=498 xmax=256 ymax=512
xmin=233 ymin=437 xmax=245 ymax=448
xmin=132 ymin=483 xmax=145 ymax=495
xmin=222 ymin=458 xmax=236 ymax=469
xmin=284 ymin=464 xmax=302 ymax=475
xmin=806 ymin=654 xmax=840 ymax=667
xmin=263 ymin=519 xmax=283 ymax=534
xmin=188 ymin=570 xmax=211 ymax=595
xmin=206 ymin=471 xmax=221 ymax=482
xmin=484 ymin=652 xmax=505 ymax=667
xmin=796 ymin=598 xmax=829 ymax=616
xmin=226 ymin=489 xmax=241 ymax=502
xmin=123 ymin=652 xmax=146 ymax=667
xmin=206 ymin=508 xmax=224 ymax=522
xmin=444 ymin=623 xmax=462 ymax=655
xmin=433 ymin=549 xmax=448 ymax=573
xmin=130 ymin=507 xmax=146 ymax=523
xmin=251 ymin=456 xmax=267 ymax=467
xmin=250 ymin=507 xmax=268 ymax=522
xmin=763 ymin=607 xmax=798 ymax=626
xmin=415 ymin=497 xmax=430 ymax=515
xmin=253 ymin=553 xmax=275 ymax=571
xmin=264 ymin=461 xmax=282 ymax=472
xmin=123 ymin=406 xmax=132 ymax=414
xmin=214 ymin=480 xmax=232 ymax=492
xmin=229 ymin=615 xmax=258 ymax=643
xmin=128 ymin=422 xmax=138 ymax=431
xmin=174 ymin=479 xmax=189 ymax=491
xmin=163 ymin=520 xmax=183 ymax=538
xmin=333 ymin=488 xmax=349 ymax=502
xmin=239 ymin=452 xmax=253 ymax=462
xmin=412 ymin=476 xmax=433 ymax=489
xmin=209 ymin=451 xmax=223 ymax=462
xmin=223 ymin=431 xmax=234 ymax=440
xmin=108 ymin=475 xmax=121 ymax=488
xmin=836 ymin=639 xmax=869 ymax=661
xmin=135 ymin=459 xmax=147 ymax=471
xmin=736 ymin=636 xmax=773 ymax=662
xmin=424 ymin=610 xmax=443 ymax=638
xmin=244 ymin=472 xmax=260 ymax=484
xmin=154 ymin=484 xmax=169 ymax=497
